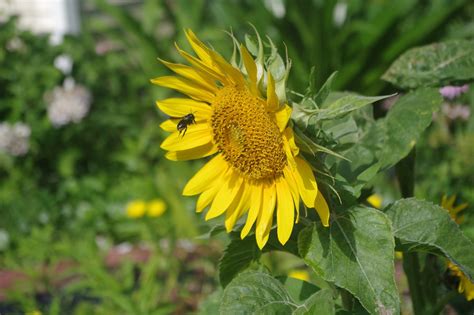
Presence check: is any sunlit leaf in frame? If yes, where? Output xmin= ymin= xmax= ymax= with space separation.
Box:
xmin=218 ymin=237 xmax=261 ymax=287
xmin=378 ymin=88 xmax=442 ymax=169
xmin=385 ymin=198 xmax=474 ymax=280
xmin=298 ymin=206 xmax=399 ymax=315
xmin=382 ymin=40 xmax=474 ymax=89
xmin=220 ymin=270 xmax=326 ymax=314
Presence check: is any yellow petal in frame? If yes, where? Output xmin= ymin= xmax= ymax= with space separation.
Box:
xmin=165 ymin=142 xmax=218 ymax=161
xmin=151 ymin=76 xmax=215 ymax=102
xmin=283 ymin=127 xmax=299 ymax=156
xmin=206 ymin=169 xmax=243 ymax=220
xmin=185 ymin=31 xmax=244 ymax=86
xmin=276 ymin=178 xmax=295 ymax=245
xmin=159 ymin=59 xmax=218 ymax=93
xmin=284 ymin=166 xmax=300 ymax=223
xmin=208 ymin=49 xmax=245 ymax=86
xmin=452 ymin=202 xmax=468 ymax=214
xmin=315 ymin=190 xmax=330 ymax=227
xmin=183 ymin=154 xmax=227 ymax=196
xmin=225 ymin=182 xmax=251 ymax=232
xmin=184 ymin=29 xmax=217 ymax=70
xmin=176 ymin=44 xmax=227 ymax=84
xmin=240 ymin=44 xmax=259 ymax=96
xmin=241 ymin=184 xmax=262 ymax=239
xmin=266 ymin=72 xmax=279 ymax=111
xmin=160 ymin=120 xmax=176 ymax=132
xmin=275 ymin=104 xmax=292 ymax=132
xmin=446 ymin=195 xmax=456 ymax=209
xmin=257 ymin=214 xmax=272 ymax=250
xmin=282 ymin=130 xmax=298 ymax=174
xmin=294 ymin=157 xmax=318 ymax=208
xmin=196 ymin=183 xmax=220 ymax=213
xmin=156 ymin=98 xmax=212 ymax=119
xmin=256 ymin=183 xmax=276 ymax=249
xmin=184 ymin=30 xmax=245 ymax=86
xmin=160 ymin=123 xmax=213 ymax=151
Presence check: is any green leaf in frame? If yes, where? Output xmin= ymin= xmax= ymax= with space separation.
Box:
xmin=218 ymin=237 xmax=262 ymax=287
xmin=298 ymin=206 xmax=399 ymax=315
xmin=314 ymin=71 xmax=338 ymax=106
xmin=196 ymin=224 xmax=226 ymax=240
xmin=385 ymin=198 xmax=474 ymax=280
xmin=293 ymin=289 xmax=335 ymax=315
xmin=220 ymin=271 xmax=296 ymax=314
xmin=220 ymin=271 xmax=329 ymax=315
xmin=379 ymin=88 xmax=442 ymax=169
xmin=292 ymin=92 xmax=393 ymax=130
xmin=328 ymin=88 xmax=442 ymax=197
xmin=316 ymin=94 xmax=395 ymax=121
xmin=382 ymin=40 xmax=474 ymax=89
xmin=277 ymin=276 xmax=320 ymax=304
xmin=198 ymin=289 xmax=222 ymax=315
xmin=329 ymin=121 xmax=385 ymax=197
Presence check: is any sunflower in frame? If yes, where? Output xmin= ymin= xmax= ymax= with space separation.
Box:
xmin=152 ymin=30 xmax=329 ymax=249
xmin=447 ymin=261 xmax=474 ymax=301
xmin=441 ymin=194 xmax=468 ymax=224
xmin=442 ymin=195 xmax=473 ymax=301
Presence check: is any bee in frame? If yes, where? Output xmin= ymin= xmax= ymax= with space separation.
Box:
xmin=176 ymin=113 xmax=196 ymax=137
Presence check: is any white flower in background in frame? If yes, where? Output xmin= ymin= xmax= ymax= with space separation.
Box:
xmin=0 ymin=122 xmax=31 ymax=156
xmin=45 ymin=77 xmax=92 ymax=127
xmin=6 ymin=37 xmax=25 ymax=52
xmin=54 ymin=54 xmax=73 ymax=75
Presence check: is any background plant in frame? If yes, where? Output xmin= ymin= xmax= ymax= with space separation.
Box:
xmin=0 ymin=1 xmax=473 ymax=314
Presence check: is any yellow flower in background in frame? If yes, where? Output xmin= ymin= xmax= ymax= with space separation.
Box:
xmin=441 ymin=194 xmax=468 ymax=224
xmin=288 ymin=270 xmax=310 ymax=282
xmin=152 ymin=30 xmax=330 ymax=249
xmin=447 ymin=261 xmax=474 ymax=301
xmin=147 ymin=199 xmax=167 ymax=217
xmin=26 ymin=311 xmax=42 ymax=315
xmin=367 ymin=193 xmax=383 ymax=209
xmin=126 ymin=200 xmax=147 ymax=218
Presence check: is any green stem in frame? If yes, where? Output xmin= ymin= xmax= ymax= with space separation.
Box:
xmin=402 ymin=252 xmax=425 ymax=315
xmin=396 ymin=149 xmax=426 ymax=314
xmin=426 ymin=291 xmax=457 ymax=315
xmin=340 ymin=288 xmax=355 ymax=311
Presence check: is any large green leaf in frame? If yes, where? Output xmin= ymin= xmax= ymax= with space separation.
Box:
xmin=385 ymin=198 xmax=474 ymax=280
xmin=378 ymin=88 xmax=442 ymax=169
xmin=220 ymin=271 xmax=297 ymax=314
xmin=218 ymin=237 xmax=261 ymax=287
xmin=298 ymin=206 xmax=399 ymax=315
xmin=198 ymin=289 xmax=222 ymax=315
xmin=329 ymin=88 xmax=441 ymax=197
xmin=382 ymin=40 xmax=474 ymax=89
xmin=220 ymin=271 xmax=330 ymax=315
xmin=277 ymin=276 xmax=320 ymax=303
xmin=293 ymin=289 xmax=335 ymax=315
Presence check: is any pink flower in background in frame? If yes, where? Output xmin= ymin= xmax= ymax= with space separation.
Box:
xmin=439 ymin=85 xmax=469 ymax=100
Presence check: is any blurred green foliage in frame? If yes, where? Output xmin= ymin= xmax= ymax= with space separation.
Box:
xmin=0 ymin=0 xmax=473 ymax=313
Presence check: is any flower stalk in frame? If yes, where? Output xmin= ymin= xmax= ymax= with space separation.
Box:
xmin=396 ymin=149 xmax=426 ymax=314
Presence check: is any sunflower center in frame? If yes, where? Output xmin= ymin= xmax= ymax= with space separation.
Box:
xmin=211 ymin=85 xmax=287 ymax=180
